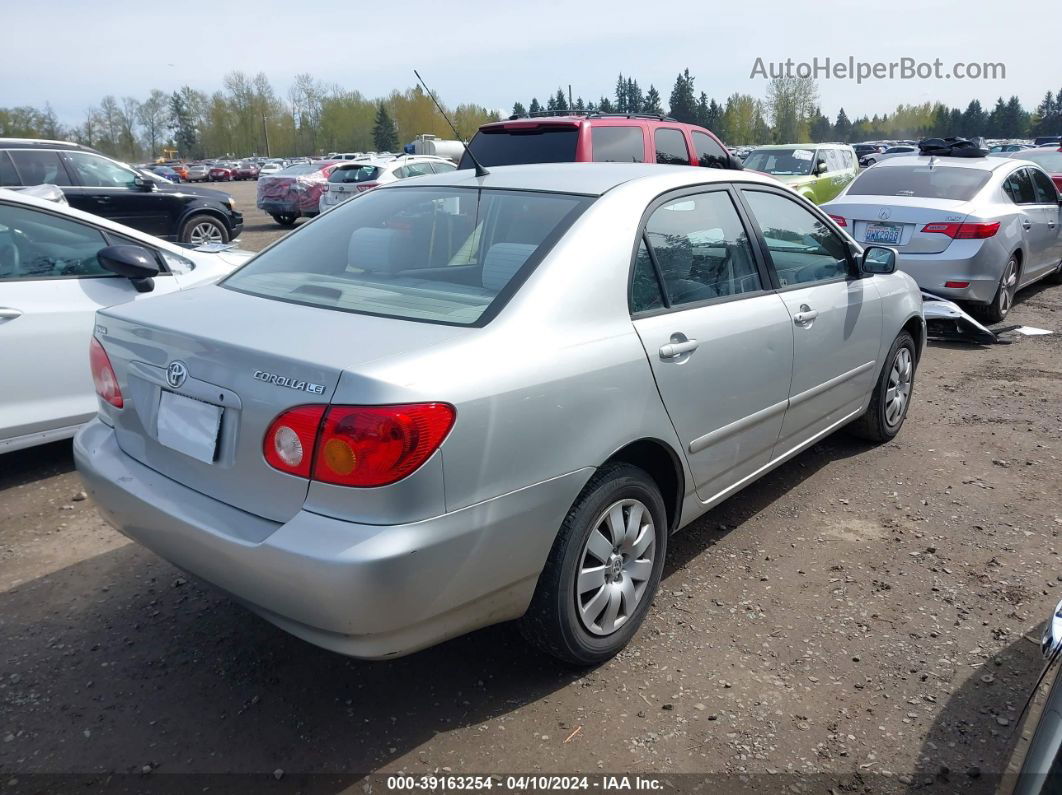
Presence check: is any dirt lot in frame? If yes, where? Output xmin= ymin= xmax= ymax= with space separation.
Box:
xmin=1 ymin=182 xmax=1060 ymax=792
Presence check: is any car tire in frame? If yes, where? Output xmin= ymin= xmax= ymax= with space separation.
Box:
xmin=848 ymin=330 xmax=917 ymax=443
xmin=865 ymin=157 xmax=876 ymax=166
xmin=179 ymin=214 xmax=229 ymax=246
xmin=1048 ymin=259 xmax=1062 ymax=285
xmin=519 ymin=463 xmax=667 ymax=666
xmin=975 ymin=255 xmax=1019 ymax=324
xmin=271 ymin=213 xmax=297 ymax=227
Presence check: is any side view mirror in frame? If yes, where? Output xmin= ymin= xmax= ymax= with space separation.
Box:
xmin=814 ymin=161 xmax=828 ymax=175
xmin=860 ymin=245 xmax=897 ymax=275
xmin=133 ymin=174 xmax=156 ymax=192
xmin=99 ymin=245 xmax=160 ymax=292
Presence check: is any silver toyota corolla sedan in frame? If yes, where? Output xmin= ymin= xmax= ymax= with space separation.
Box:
xmin=74 ymin=163 xmax=925 ymax=664
xmin=824 ymin=155 xmax=1062 ymax=322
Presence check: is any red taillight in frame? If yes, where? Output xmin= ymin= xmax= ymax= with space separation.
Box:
xmin=355 ymin=182 xmax=379 ymax=192
xmin=920 ymin=221 xmax=999 ymax=239
xmin=944 ymin=281 xmax=970 ymax=288
xmin=89 ymin=337 xmax=123 ymax=408
xmin=263 ymin=403 xmax=455 ymax=487
xmin=263 ymin=405 xmax=326 ymax=478
xmin=827 ymin=214 xmax=847 ymax=227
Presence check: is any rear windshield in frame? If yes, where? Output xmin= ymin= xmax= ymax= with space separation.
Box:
xmin=847 ymin=165 xmax=992 ymax=200
xmin=743 ymin=149 xmax=816 ymax=176
xmin=278 ymin=164 xmax=321 ymax=176
xmin=1019 ymin=150 xmax=1062 ymax=172
xmin=223 ymin=186 xmax=592 ymax=326
xmin=330 ymin=165 xmax=381 ymax=184
xmin=459 ymin=127 xmax=578 ymax=168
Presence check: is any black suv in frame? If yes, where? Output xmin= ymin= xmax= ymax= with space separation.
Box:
xmin=0 ymin=139 xmax=243 ymax=244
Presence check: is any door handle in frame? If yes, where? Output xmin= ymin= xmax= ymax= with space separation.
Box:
xmin=793 ymin=305 xmax=818 ymax=325
xmin=0 ymin=307 xmax=23 ymax=321
xmin=659 ymin=339 xmax=699 ymax=359
xmin=1022 ymin=220 xmax=1032 ymax=230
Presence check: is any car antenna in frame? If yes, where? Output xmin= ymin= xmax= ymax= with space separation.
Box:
xmin=414 ymin=69 xmax=489 ymax=178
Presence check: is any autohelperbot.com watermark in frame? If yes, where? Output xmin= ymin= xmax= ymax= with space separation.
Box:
xmin=750 ymin=56 xmax=1006 ymax=83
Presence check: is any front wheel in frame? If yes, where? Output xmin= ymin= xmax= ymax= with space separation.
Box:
xmin=519 ymin=464 xmax=667 ymax=666
xmin=271 ymin=213 xmax=297 ymax=227
xmin=180 ymin=214 xmax=228 ymax=246
xmin=848 ymin=330 xmax=916 ymax=442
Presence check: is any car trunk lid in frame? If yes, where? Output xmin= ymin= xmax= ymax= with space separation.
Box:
xmin=826 ymin=196 xmax=973 ymax=254
xmin=94 ymin=285 xmax=463 ymax=523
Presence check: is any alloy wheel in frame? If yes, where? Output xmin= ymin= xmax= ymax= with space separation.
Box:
xmin=189 ymin=222 xmax=223 ymax=245
xmin=576 ymin=499 xmax=656 ymax=636
xmin=885 ymin=346 xmax=913 ymax=428
xmin=998 ymin=258 xmax=1018 ymax=317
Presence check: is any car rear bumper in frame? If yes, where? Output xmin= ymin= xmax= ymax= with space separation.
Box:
xmin=73 ymin=419 xmax=589 ymax=659
xmin=896 ymin=240 xmax=1005 ymax=304
xmin=258 ymin=200 xmax=301 ymax=216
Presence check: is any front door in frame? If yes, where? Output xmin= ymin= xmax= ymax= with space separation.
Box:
xmin=738 ymin=187 xmax=884 ymax=453
xmin=62 ymin=151 xmax=171 ymax=237
xmin=630 ymin=188 xmax=794 ymax=503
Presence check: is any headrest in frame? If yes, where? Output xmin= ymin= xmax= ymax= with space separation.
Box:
xmin=348 ymin=227 xmax=409 ymax=276
xmin=481 ymin=243 xmax=537 ymax=291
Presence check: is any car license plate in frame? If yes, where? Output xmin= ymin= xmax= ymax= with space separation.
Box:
xmin=156 ymin=391 xmax=222 ymax=464
xmin=864 ymin=222 xmax=902 ymax=245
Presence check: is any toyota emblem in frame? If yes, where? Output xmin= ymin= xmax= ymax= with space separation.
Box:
xmin=166 ymin=361 xmax=188 ymax=389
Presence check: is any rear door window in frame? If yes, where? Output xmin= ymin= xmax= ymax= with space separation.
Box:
xmin=461 ymin=127 xmax=578 ymax=168
xmin=7 ymin=150 xmax=72 ymax=186
xmin=592 ymin=127 xmax=645 ymax=163
xmin=654 ymin=128 xmax=690 ymax=165
xmin=692 ymin=131 xmax=730 ymax=169
xmin=0 ymin=152 xmax=19 ymax=186
xmin=1004 ymin=169 xmax=1037 ymax=204
xmin=847 ymin=166 xmax=991 ymax=200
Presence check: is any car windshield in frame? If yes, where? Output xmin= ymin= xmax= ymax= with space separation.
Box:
xmin=330 ymin=165 xmax=381 ymax=184
xmin=223 ymin=186 xmax=592 ymax=325
xmin=459 ymin=127 xmax=579 ymax=168
xmin=743 ymin=149 xmax=816 ymax=176
xmin=1018 ymin=150 xmax=1062 ymax=171
xmin=847 ymin=165 xmax=993 ymax=200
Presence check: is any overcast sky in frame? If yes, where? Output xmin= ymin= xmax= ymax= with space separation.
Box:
xmin=6 ymin=0 xmax=1059 ymax=125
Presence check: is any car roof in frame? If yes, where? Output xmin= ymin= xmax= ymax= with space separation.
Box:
xmin=752 ymin=143 xmax=848 ymax=150
xmin=381 ymin=162 xmax=778 ymax=197
xmin=872 ymin=154 xmax=1014 ymax=172
xmin=0 ymin=137 xmax=91 ymax=151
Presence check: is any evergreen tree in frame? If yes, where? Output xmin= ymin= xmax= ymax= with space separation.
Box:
xmin=528 ymin=97 xmax=541 ymax=115
xmin=643 ymin=86 xmax=663 ymax=116
xmin=985 ymin=97 xmax=1006 ymax=138
xmin=833 ymin=108 xmax=851 ymax=142
xmin=929 ymin=103 xmax=951 ymax=137
xmin=668 ymin=69 xmax=697 ymax=124
xmin=948 ymin=107 xmax=963 ymax=136
xmin=626 ymin=78 xmax=643 ymax=114
xmin=704 ymin=99 xmax=723 ymax=131
xmin=809 ymin=107 xmax=832 ymax=142
xmin=546 ymin=95 xmax=557 ymax=112
xmin=615 ymin=73 xmax=627 ymax=113
xmin=695 ymin=92 xmax=710 ymax=128
xmin=575 ymin=97 xmax=586 ymax=111
xmin=169 ymin=89 xmax=198 ymax=157
xmin=554 ymin=88 xmax=568 ymax=113
xmin=598 ymin=97 xmax=614 ymax=113
xmin=512 ymin=101 xmax=526 ymax=117
xmin=1003 ymin=95 xmax=1027 ymax=138
xmin=961 ymin=100 xmax=987 ymax=137
xmin=372 ymin=103 xmax=398 ymax=151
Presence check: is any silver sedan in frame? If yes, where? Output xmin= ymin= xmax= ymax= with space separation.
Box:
xmin=825 ymin=155 xmax=1062 ymax=322
xmin=75 ymin=163 xmax=925 ymax=664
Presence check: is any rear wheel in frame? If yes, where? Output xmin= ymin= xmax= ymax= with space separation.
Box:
xmin=519 ymin=464 xmax=667 ymax=666
xmin=848 ymin=330 xmax=916 ymax=442
xmin=1048 ymin=258 xmax=1062 ymax=285
xmin=975 ymin=255 xmax=1019 ymax=324
xmin=180 ymin=214 xmax=228 ymax=246
xmin=271 ymin=213 xmax=297 ymax=227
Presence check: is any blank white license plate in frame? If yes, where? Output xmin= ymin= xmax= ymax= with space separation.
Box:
xmin=864 ymin=222 xmax=903 ymax=245
xmin=156 ymin=391 xmax=222 ymax=464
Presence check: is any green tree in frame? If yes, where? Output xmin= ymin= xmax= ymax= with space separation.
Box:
xmin=668 ymin=68 xmax=697 ymax=124
xmin=528 ymin=97 xmax=541 ymax=115
xmin=373 ymin=103 xmax=398 ymax=150
xmin=961 ymin=100 xmax=987 ymax=137
xmin=833 ymin=108 xmax=851 ymax=142
xmin=765 ymin=76 xmax=817 ymax=143
xmin=137 ymin=89 xmax=171 ymax=158
xmin=512 ymin=101 xmax=526 ymax=117
xmin=553 ymin=88 xmax=568 ymax=112
xmin=643 ymin=86 xmax=663 ymax=116
xmin=809 ymin=107 xmax=832 ymax=142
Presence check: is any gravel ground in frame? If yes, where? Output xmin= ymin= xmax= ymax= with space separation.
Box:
xmin=1 ymin=182 xmax=1060 ymax=792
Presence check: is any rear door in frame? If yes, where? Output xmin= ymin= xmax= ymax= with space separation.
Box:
xmin=738 ymin=187 xmax=883 ymax=453
xmin=1004 ymin=167 xmax=1052 ymax=274
xmin=630 ymin=187 xmax=794 ymax=502
xmin=0 ymin=200 xmax=181 ymax=445
xmin=653 ymin=128 xmax=692 ymax=165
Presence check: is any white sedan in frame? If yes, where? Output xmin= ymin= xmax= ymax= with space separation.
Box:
xmin=0 ymin=188 xmax=253 ymax=453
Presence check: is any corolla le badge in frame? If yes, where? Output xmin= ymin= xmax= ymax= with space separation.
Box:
xmin=166 ymin=361 xmax=188 ymax=389
xmin=253 ymin=369 xmax=325 ymax=395
xmin=878 ymin=208 xmax=891 ymax=220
